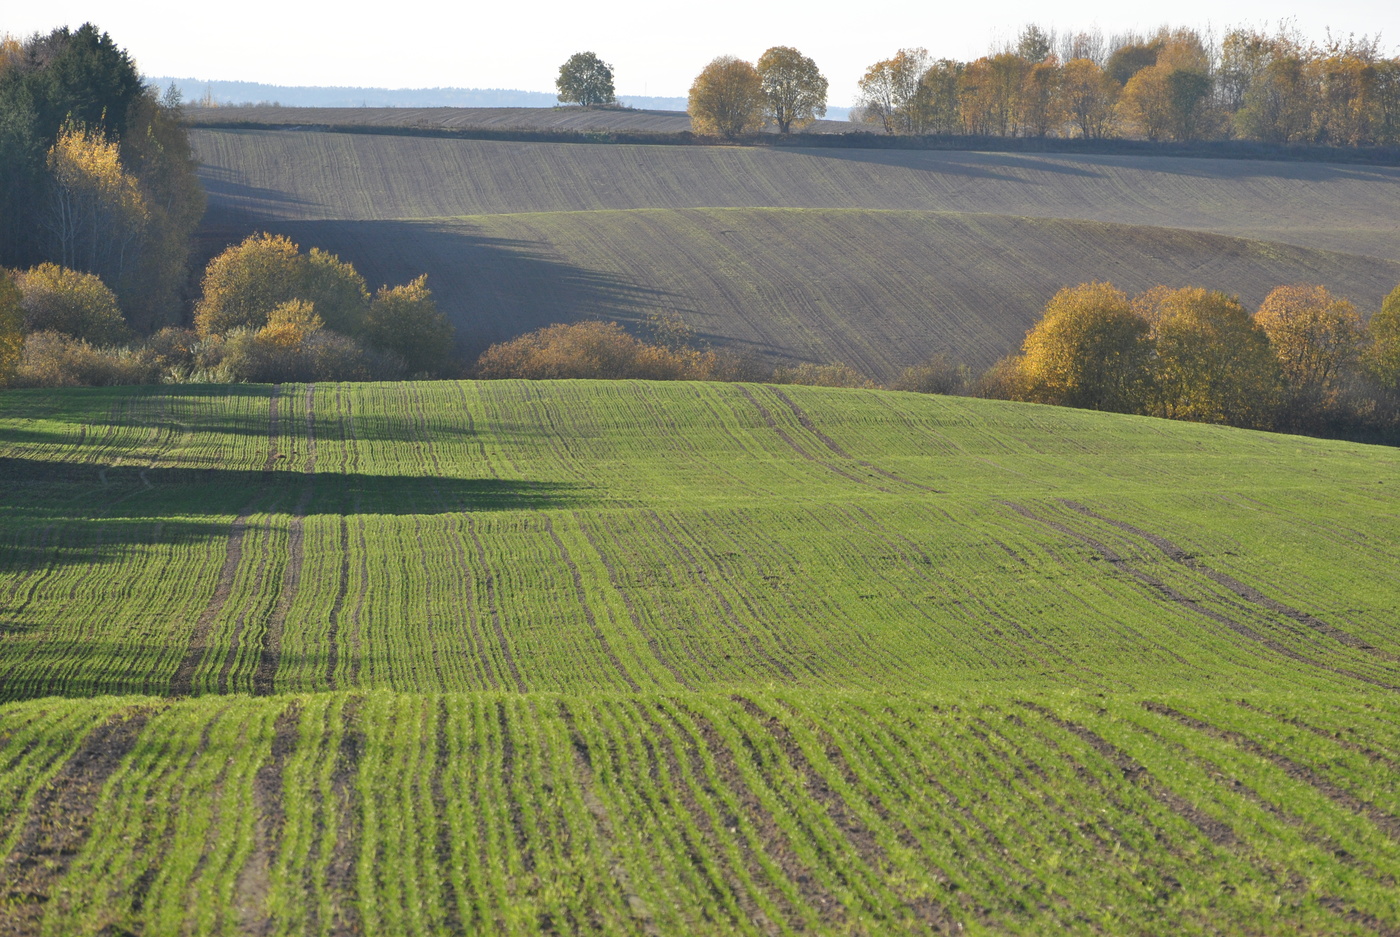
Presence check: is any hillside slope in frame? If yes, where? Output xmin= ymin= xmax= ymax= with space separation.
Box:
xmin=193 ymin=128 xmax=1400 ymax=258
xmin=2 ymin=382 xmax=1398 ymax=933
xmin=274 ymin=208 xmax=1400 ymax=375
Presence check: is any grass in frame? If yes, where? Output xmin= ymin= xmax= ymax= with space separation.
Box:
xmin=2 ymin=380 xmax=1398 ymax=933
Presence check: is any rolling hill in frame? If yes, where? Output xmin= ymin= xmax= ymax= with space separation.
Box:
xmin=1 ymin=381 xmax=1398 ymax=933
xmin=191 ymin=127 xmax=1400 ymax=373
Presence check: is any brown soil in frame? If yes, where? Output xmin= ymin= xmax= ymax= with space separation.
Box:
xmin=323 ymin=696 xmax=365 ymax=936
xmin=1015 ymin=701 xmax=1240 ymax=848
xmin=1143 ymin=702 xmax=1400 ymax=842
xmin=1060 ymin=500 xmax=1400 ymax=665
xmin=736 ymin=386 xmax=891 ymax=492
xmin=542 ymin=516 xmax=640 ymax=691
xmin=235 ymin=702 xmax=301 ymax=935
xmin=1003 ymin=502 xmax=1397 ymax=690
xmin=0 ymin=707 xmax=152 ymax=935
xmin=1233 ymin=700 xmax=1400 ymax=772
xmin=496 ymin=702 xmax=533 ymax=874
xmin=573 ymin=515 xmax=692 ymax=690
xmin=252 ymin=485 xmax=314 ymax=696
xmin=767 ymin=388 xmax=943 ymax=493
xmin=679 ymin=703 xmax=846 ymax=930
xmin=432 ymin=699 xmax=465 ymax=935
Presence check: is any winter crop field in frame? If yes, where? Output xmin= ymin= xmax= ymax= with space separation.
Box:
xmin=2 ymin=381 xmax=1398 ymax=933
xmin=191 ymin=127 xmax=1400 ymax=373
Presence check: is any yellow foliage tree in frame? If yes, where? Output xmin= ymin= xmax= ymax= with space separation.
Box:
xmin=44 ymin=124 xmax=149 ymax=290
xmin=688 ymin=57 xmax=765 ymax=137
xmin=1133 ymin=286 xmax=1280 ymax=427
xmin=856 ymin=49 xmax=930 ymax=134
xmin=1255 ymin=283 xmax=1366 ymax=420
xmin=756 ymin=46 xmax=828 ymax=133
xmin=195 ymin=233 xmax=368 ymax=336
xmin=1361 ymin=284 xmax=1400 ymax=394
xmin=1019 ymin=57 xmax=1064 ymax=137
xmin=1020 ymin=282 xmax=1151 ymax=413
xmin=0 ymin=271 xmax=22 ymax=386
xmin=1061 ymin=58 xmax=1116 ymax=138
xmin=257 ymin=299 xmax=322 ymax=347
xmin=363 ymin=275 xmax=455 ymax=376
xmin=15 ymin=263 xmax=129 ymax=345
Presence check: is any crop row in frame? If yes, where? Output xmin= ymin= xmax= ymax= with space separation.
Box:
xmin=1 ymin=689 xmax=1396 ymax=935
xmin=1 ymin=381 xmax=1397 ymax=701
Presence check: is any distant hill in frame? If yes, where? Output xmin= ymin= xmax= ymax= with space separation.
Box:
xmin=148 ymin=77 xmax=851 ymax=118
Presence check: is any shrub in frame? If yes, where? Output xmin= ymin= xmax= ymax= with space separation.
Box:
xmin=1020 ymin=282 xmax=1150 ymax=413
xmin=15 ymin=263 xmax=130 ymax=344
xmin=363 ymin=276 xmax=454 ymax=376
xmin=892 ymin=352 xmax=969 ymax=395
xmin=475 ymin=320 xmax=724 ymax=381
xmin=770 ymin=361 xmax=876 ymax=388
xmin=12 ymin=331 xmax=159 ymax=387
xmin=194 ymin=233 xmax=368 ymax=336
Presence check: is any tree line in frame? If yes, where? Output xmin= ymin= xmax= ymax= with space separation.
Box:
xmin=0 ymin=24 xmax=454 ymax=389
xmin=665 ymin=23 xmax=1400 ymax=144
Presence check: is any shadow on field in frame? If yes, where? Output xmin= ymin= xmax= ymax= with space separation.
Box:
xmin=0 ymin=457 xmax=590 ymax=526
xmin=201 ymin=218 xmax=682 ymax=359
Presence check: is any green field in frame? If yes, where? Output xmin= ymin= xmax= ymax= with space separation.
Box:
xmin=2 ymin=381 xmax=1398 ymax=933
xmin=192 ymin=129 xmax=1400 ymax=372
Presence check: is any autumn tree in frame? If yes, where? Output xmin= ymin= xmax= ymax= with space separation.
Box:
xmin=1061 ymin=58 xmax=1116 ymax=137
xmin=959 ymin=53 xmax=1027 ymax=136
xmin=0 ymin=270 xmax=21 ymax=386
xmin=44 ymin=124 xmax=148 ymax=293
xmin=856 ymin=48 xmax=930 ymax=134
xmin=1019 ymin=281 xmax=1151 ymax=413
xmin=1235 ymin=53 xmax=1317 ymax=142
xmin=556 ymin=52 xmax=616 ymax=106
xmin=1020 ymin=57 xmax=1063 ymax=137
xmin=689 ymin=56 xmax=765 ymax=137
xmin=756 ymin=46 xmax=827 ymax=133
xmin=1255 ymin=283 xmax=1366 ymax=424
xmin=1362 ymin=284 xmax=1400 ymax=394
xmin=363 ymin=275 xmax=455 ymax=376
xmin=194 ymin=233 xmax=369 ymax=336
xmin=15 ymin=263 xmax=129 ymax=344
xmin=1133 ymin=286 xmax=1280 ymax=427
xmin=913 ymin=60 xmax=963 ymax=134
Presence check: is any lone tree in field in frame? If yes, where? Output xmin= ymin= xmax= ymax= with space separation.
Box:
xmin=756 ymin=46 xmax=828 ymax=133
xmin=689 ymin=56 xmax=766 ymax=137
xmin=556 ymin=52 xmax=617 ymax=106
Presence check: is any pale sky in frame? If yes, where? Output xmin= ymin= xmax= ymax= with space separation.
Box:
xmin=6 ymin=0 xmax=1397 ymax=107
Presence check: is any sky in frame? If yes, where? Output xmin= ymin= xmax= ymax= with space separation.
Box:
xmin=7 ymin=0 xmax=1398 ymax=107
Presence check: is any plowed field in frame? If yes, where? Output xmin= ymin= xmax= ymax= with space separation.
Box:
xmin=2 ymin=382 xmax=1398 ymax=933
xmin=192 ymin=128 xmax=1400 ymax=373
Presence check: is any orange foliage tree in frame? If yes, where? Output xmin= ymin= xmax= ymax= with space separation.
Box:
xmin=1254 ymin=284 xmax=1366 ymax=422
xmin=688 ymin=57 xmax=765 ymax=137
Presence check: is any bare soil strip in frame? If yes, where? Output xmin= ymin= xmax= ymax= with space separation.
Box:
xmin=1144 ymin=702 xmax=1400 ymax=842
xmin=252 ymin=484 xmax=314 ymax=696
xmin=574 ymin=515 xmax=692 ymax=690
xmin=324 ymin=697 xmax=365 ymax=935
xmin=767 ymin=388 xmax=943 ymax=493
xmin=432 ymin=700 xmax=465 ymax=936
xmin=496 ymin=702 xmax=534 ymax=877
xmin=736 ymin=387 xmax=891 ymax=493
xmin=466 ymin=517 xmax=525 ymax=692
xmin=1060 ymin=500 xmax=1400 ymax=664
xmin=679 ymin=704 xmax=845 ymax=930
xmin=558 ymin=702 xmax=660 ymax=936
xmin=1003 ymin=502 xmax=1398 ymax=690
xmin=1014 ymin=701 xmax=1240 ymax=847
xmin=0 ymin=707 xmax=152 ymax=935
xmin=746 ymin=697 xmax=960 ymax=934
xmin=542 ymin=517 xmax=641 ymax=692
xmin=236 ymin=702 xmax=301 ymax=935
xmin=173 ymin=384 xmax=284 ymax=697
xmin=324 ymin=517 xmax=352 ymax=689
